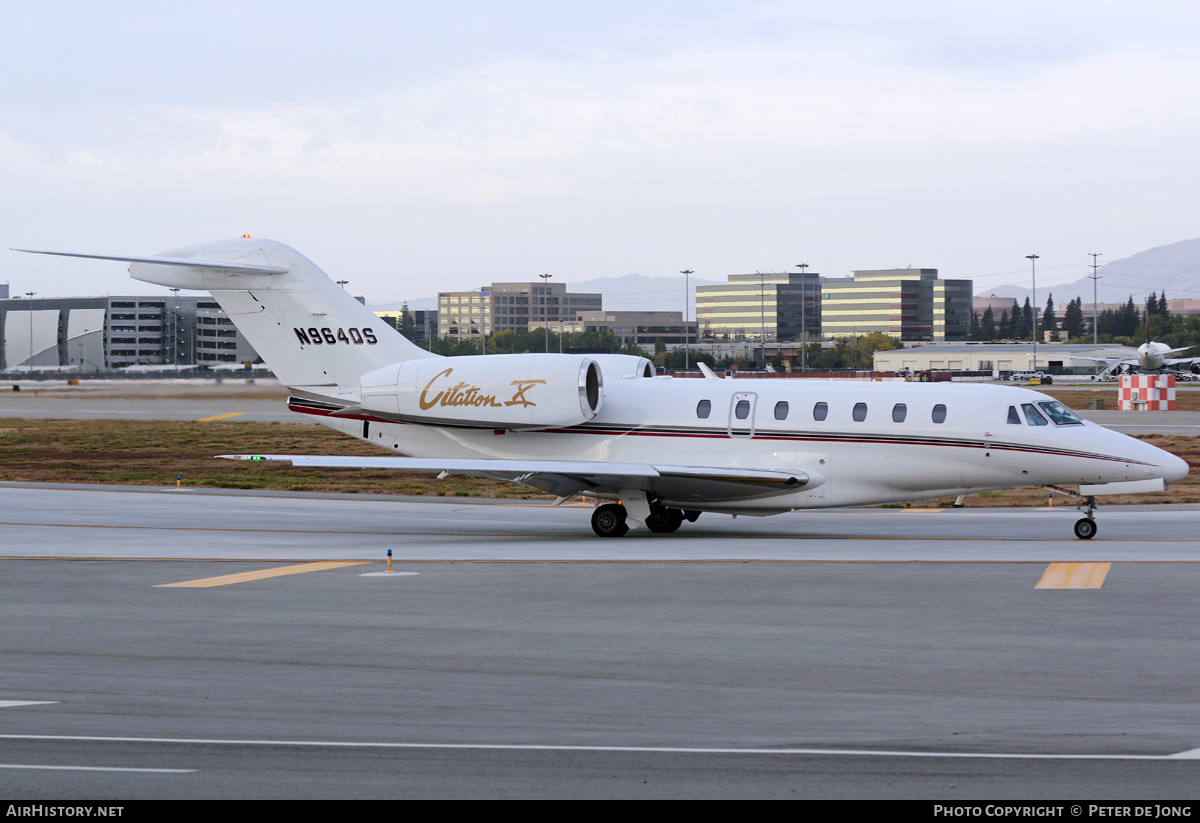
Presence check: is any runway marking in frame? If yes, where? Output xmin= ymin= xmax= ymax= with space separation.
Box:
xmin=1035 ymin=562 xmax=1111 ymax=589
xmin=0 ymin=701 xmax=57 ymax=708
xmin=0 ymin=763 xmax=194 ymax=774
xmin=0 ymin=733 xmax=1196 ymax=761
xmin=157 ymin=560 xmax=369 ymax=588
xmin=195 ymin=412 xmax=245 ymax=422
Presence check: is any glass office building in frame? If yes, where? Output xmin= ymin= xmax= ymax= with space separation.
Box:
xmin=695 ymin=271 xmax=821 ymax=342
xmin=822 ymin=269 xmax=972 ymax=342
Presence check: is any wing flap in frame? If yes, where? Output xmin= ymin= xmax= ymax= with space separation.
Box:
xmin=219 ymin=455 xmax=818 ymax=501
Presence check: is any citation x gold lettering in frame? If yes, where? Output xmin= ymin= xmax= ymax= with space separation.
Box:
xmin=418 ymin=368 xmax=546 ymax=411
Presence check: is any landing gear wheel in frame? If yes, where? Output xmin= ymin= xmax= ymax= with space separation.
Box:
xmin=645 ymin=507 xmax=685 ymax=533
xmin=591 ymin=503 xmax=629 ymax=537
xmin=1074 ymin=518 xmax=1097 ymax=540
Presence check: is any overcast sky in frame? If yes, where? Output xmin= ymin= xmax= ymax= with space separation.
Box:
xmin=3 ymin=1 xmax=1198 ymax=302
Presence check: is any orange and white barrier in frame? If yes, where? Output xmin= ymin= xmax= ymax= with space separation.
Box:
xmin=1119 ymin=374 xmax=1175 ymax=411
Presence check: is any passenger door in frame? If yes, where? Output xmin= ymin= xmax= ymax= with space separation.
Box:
xmin=727 ymin=392 xmax=758 ymax=438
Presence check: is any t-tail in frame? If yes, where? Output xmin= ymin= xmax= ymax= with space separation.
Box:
xmin=15 ymin=238 xmax=438 ymax=403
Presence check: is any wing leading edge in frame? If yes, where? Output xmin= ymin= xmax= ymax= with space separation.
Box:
xmin=219 ymin=454 xmax=817 ymax=502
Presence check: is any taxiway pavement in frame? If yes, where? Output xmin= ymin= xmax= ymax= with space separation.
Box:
xmin=2 ymin=484 xmax=1200 ymax=798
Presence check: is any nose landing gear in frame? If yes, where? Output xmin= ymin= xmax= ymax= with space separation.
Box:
xmin=1074 ymin=495 xmax=1098 ymax=540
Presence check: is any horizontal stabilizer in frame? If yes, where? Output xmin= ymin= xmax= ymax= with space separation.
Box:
xmin=10 ymin=248 xmax=289 ymax=274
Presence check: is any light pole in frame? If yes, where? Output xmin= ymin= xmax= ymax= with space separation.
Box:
xmin=25 ymin=292 xmax=35 ymax=370
xmin=680 ymin=269 xmax=693 ymax=370
xmin=795 ymin=263 xmax=809 ymax=371
xmin=1088 ymin=253 xmax=1102 ymax=345
xmin=336 ymin=280 xmax=349 ymax=290
xmin=479 ymin=289 xmax=489 ymax=355
xmin=758 ymin=272 xmax=766 ymax=368
xmin=1026 ymin=254 xmax=1039 ymax=371
xmin=539 ymin=273 xmax=552 ymax=353
xmin=170 ymin=287 xmax=180 ymax=367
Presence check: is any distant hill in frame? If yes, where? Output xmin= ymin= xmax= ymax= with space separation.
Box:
xmin=979 ymin=237 xmax=1200 ymax=306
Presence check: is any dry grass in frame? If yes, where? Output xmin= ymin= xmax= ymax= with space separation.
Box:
xmin=1039 ymin=386 xmax=1200 ymax=411
xmin=1 ymin=409 xmax=1197 ymax=507
xmin=0 ymin=418 xmax=546 ymax=498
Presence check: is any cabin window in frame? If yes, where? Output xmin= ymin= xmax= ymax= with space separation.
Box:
xmin=932 ymin=404 xmax=947 ymax=424
xmin=774 ymin=401 xmax=789 ymax=420
xmin=1007 ymin=406 xmax=1022 ymax=425
xmin=813 ymin=402 xmax=828 ymax=421
xmin=734 ymin=400 xmax=751 ymax=420
xmin=1021 ymin=403 xmax=1049 ymax=426
xmin=892 ymin=403 xmax=907 ymax=423
xmin=1038 ymin=401 xmax=1084 ymax=426
xmin=696 ymin=400 xmax=711 ymax=419
xmin=853 ymin=402 xmax=868 ymax=422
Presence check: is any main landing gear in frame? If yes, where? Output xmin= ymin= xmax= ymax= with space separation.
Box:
xmin=590 ymin=503 xmax=700 ymax=537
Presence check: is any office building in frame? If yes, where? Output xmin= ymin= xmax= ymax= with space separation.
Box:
xmin=822 ymin=268 xmax=973 ymax=342
xmin=695 ymin=271 xmax=821 ymax=342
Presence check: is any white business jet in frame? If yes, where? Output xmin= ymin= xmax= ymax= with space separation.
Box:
xmin=16 ymin=239 xmax=1189 ymax=540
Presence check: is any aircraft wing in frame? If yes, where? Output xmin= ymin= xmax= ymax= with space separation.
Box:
xmin=220 ymin=454 xmax=817 ymax=501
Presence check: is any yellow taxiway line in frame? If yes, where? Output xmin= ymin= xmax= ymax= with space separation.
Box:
xmin=156 ymin=560 xmax=369 ymax=588
xmin=194 ymin=412 xmax=245 ymax=423
xmin=1035 ymin=562 xmax=1111 ymax=589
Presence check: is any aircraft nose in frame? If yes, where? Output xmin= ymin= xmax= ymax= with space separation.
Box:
xmin=1163 ymin=451 xmax=1190 ymax=483
xmin=1133 ymin=436 xmax=1189 ymax=483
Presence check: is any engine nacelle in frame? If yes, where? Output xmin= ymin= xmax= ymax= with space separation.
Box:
xmin=360 ymin=354 xmax=603 ymax=429
xmin=588 ymin=354 xmax=655 ymax=378
xmin=1191 ymin=363 xmax=1200 ymax=375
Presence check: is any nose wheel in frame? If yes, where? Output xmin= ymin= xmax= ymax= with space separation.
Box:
xmin=1074 ymin=494 xmax=1098 ymax=540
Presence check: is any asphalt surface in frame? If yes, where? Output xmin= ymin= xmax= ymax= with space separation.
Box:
xmin=2 ymin=380 xmax=1199 ymax=799
xmin=2 ymin=485 xmax=1200 ymax=799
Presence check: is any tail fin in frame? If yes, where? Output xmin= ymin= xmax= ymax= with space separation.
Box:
xmin=22 ymin=238 xmax=438 ymax=397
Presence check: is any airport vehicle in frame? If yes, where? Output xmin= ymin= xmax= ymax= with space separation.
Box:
xmin=17 ymin=239 xmax=1189 ymax=539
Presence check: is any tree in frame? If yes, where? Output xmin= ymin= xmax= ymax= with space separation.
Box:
xmin=1159 ymin=291 xmax=1171 ymax=319
xmin=1042 ymin=294 xmax=1058 ymax=339
xmin=1146 ymin=292 xmax=1159 ymax=317
xmin=1063 ymin=297 xmax=1085 ymax=340
xmin=980 ymin=306 xmax=996 ymax=340
xmin=1012 ymin=299 xmax=1031 ymax=340
xmin=998 ymin=308 xmax=1011 ymax=339
xmin=969 ymin=311 xmax=981 ymax=341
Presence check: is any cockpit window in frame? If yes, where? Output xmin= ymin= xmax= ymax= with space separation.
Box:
xmin=1007 ymin=406 xmax=1022 ymax=425
xmin=1038 ymin=401 xmax=1084 ymax=426
xmin=1021 ymin=403 xmax=1049 ymax=426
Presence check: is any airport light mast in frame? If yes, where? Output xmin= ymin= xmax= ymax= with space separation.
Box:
xmin=795 ymin=262 xmax=809 ymax=371
xmin=680 ymin=269 xmax=693 ymax=370
xmin=1026 ymin=254 xmax=1039 ymax=371
xmin=25 ymin=291 xmax=35 ymax=370
xmin=539 ymin=273 xmax=552 ymax=353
